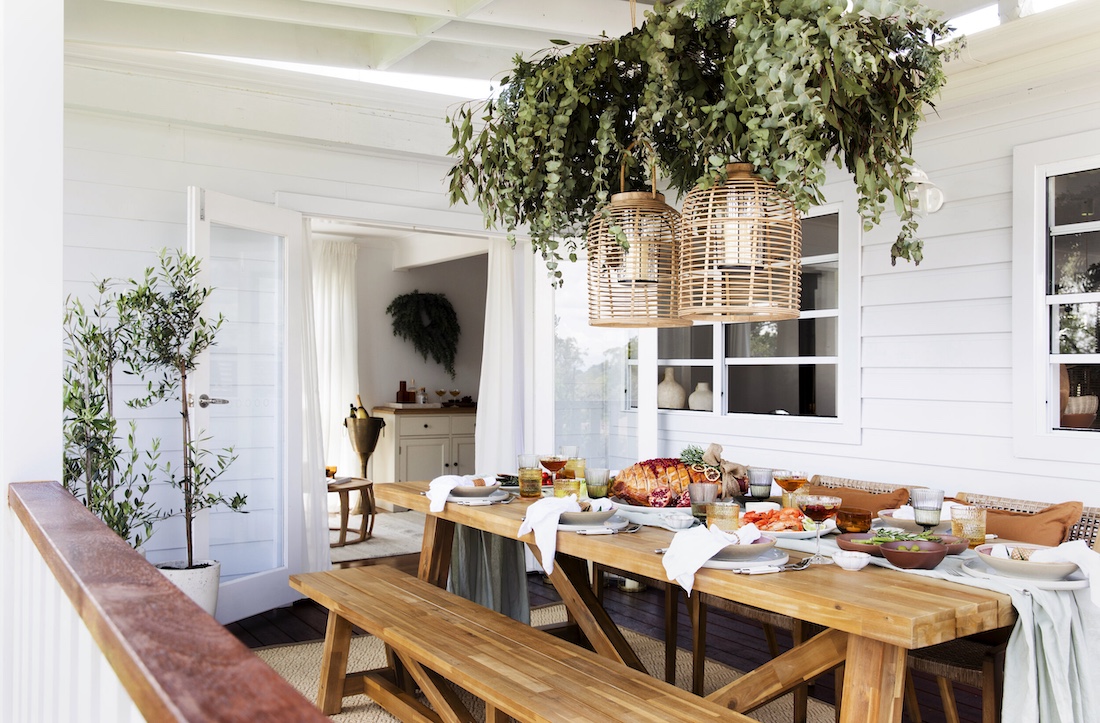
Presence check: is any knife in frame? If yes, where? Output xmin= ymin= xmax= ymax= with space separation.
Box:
xmin=731 ymin=566 xmax=782 ymax=574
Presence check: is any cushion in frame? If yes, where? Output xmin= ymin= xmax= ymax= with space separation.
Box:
xmin=982 ymin=501 xmax=1083 ymax=547
xmin=804 ymin=485 xmax=909 ymax=513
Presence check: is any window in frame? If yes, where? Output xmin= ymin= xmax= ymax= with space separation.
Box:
xmin=650 ymin=211 xmax=840 ymax=416
xmin=1012 ymin=129 xmax=1100 ymax=462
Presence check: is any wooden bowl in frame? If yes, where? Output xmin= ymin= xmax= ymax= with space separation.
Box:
xmin=880 ymin=540 xmax=947 ymax=570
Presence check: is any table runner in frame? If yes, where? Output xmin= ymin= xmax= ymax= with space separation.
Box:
xmin=770 ymin=535 xmax=1099 ymax=722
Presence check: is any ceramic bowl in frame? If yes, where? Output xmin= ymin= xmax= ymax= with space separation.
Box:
xmin=711 ymin=535 xmax=777 ymax=561
xmin=449 ymin=481 xmax=501 ymax=497
xmin=558 ymin=509 xmax=616 ymax=526
xmin=658 ymin=512 xmax=696 ymax=530
xmin=932 ymin=534 xmax=970 ymax=555
xmin=975 ymin=544 xmax=1079 ymax=581
xmin=835 ymin=532 xmax=885 ymax=557
xmin=832 ymin=550 xmax=871 ymax=571
xmin=880 ymin=540 xmax=947 ymax=570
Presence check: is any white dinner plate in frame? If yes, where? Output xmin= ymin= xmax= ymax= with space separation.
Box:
xmin=702 ymin=547 xmax=790 ymax=570
xmin=959 ymin=557 xmax=1089 ymax=590
xmin=751 ymin=518 xmax=838 ymax=539
xmin=447 ymin=489 xmax=511 ymax=503
xmin=557 ymin=514 xmax=630 ymax=532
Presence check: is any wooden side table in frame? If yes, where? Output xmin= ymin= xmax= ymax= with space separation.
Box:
xmin=328 ymin=478 xmax=375 ymax=547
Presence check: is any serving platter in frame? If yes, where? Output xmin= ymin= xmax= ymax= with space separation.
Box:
xmin=756 ymin=518 xmax=837 ymax=539
xmin=877 ymin=508 xmax=950 ymax=533
xmin=959 ymin=557 xmax=1088 ymax=590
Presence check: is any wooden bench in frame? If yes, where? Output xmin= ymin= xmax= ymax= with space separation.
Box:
xmin=289 ymin=565 xmax=756 ymax=722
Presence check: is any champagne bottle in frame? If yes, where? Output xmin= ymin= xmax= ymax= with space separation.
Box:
xmin=355 ymin=395 xmax=369 ymax=419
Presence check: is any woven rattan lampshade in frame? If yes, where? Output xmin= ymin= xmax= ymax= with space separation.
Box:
xmin=587 ymin=191 xmax=690 ymax=327
xmin=677 ymin=163 xmax=801 ymax=322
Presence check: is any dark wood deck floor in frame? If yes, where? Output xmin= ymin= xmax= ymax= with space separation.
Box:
xmin=228 ymin=554 xmax=984 ymax=723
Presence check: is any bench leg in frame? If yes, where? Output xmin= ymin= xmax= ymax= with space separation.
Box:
xmin=397 ymin=652 xmax=477 ymax=723
xmin=318 ymin=611 xmax=353 ymax=715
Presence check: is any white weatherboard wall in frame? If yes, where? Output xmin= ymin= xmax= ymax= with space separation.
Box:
xmin=650 ymin=6 xmax=1100 ymax=507
xmin=63 ymin=49 xmax=490 ymax=570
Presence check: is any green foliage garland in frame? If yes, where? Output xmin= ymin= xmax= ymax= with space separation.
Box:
xmin=447 ymin=0 xmax=958 ymax=283
xmin=386 ymin=290 xmax=461 ymax=378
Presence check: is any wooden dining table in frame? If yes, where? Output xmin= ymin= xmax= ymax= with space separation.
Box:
xmin=376 ymin=482 xmax=1016 ymax=723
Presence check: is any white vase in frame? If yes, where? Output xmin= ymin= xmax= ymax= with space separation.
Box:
xmin=688 ymin=382 xmax=713 ymax=411
xmin=657 ymin=368 xmax=686 ymax=409
xmin=157 ymin=560 xmax=221 ymax=616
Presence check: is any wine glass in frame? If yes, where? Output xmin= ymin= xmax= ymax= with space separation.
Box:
xmin=450 ymin=389 xmax=460 ymax=401
xmin=797 ymin=495 xmax=843 ymax=564
xmin=434 ymin=389 xmax=447 ymax=403
xmin=539 ymin=455 xmax=568 ymax=492
xmin=772 ymin=470 xmax=809 ymax=509
xmin=910 ymin=488 xmax=945 ymax=534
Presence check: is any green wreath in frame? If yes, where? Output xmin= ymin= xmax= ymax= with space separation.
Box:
xmin=385 ymin=290 xmax=460 ymax=378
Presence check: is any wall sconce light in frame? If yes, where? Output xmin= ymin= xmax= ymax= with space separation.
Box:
xmin=908 ymin=167 xmax=945 ymax=215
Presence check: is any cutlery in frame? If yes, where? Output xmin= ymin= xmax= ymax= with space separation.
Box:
xmin=576 ymin=524 xmax=642 ymax=535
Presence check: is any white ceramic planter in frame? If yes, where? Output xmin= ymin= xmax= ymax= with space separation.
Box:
xmin=157 ymin=560 xmax=221 ymax=616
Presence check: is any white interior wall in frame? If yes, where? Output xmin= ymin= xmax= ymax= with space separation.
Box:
xmin=650 ymin=9 xmax=1100 ymax=506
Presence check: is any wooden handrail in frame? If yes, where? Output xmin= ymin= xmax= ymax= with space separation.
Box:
xmin=8 ymin=481 xmax=326 ymax=722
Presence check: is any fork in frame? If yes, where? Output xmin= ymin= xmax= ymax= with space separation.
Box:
xmin=782 ymin=558 xmax=813 ymax=571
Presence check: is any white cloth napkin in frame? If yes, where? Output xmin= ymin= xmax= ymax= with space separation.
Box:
xmin=517 ymin=495 xmax=581 ymax=574
xmin=891 ymin=501 xmax=962 ymax=520
xmin=426 ymin=474 xmax=481 ymax=512
xmin=662 ymin=523 xmax=762 ymax=595
xmin=1030 ymin=540 xmax=1100 ymax=608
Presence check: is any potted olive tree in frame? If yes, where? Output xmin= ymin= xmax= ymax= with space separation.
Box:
xmin=63 ymin=281 xmax=159 ymax=550
xmin=124 ymin=249 xmax=246 ymax=615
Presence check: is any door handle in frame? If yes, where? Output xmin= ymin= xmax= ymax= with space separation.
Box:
xmin=198 ymin=394 xmax=230 ymax=408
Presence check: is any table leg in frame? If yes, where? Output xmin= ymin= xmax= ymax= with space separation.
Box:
xmin=838 ymin=635 xmax=906 ymax=723
xmin=318 ymin=610 xmax=353 ymax=715
xmin=707 ymin=627 xmax=847 ymax=714
xmin=530 ymin=546 xmax=646 ymax=673
xmin=418 ymin=515 xmax=456 ymax=587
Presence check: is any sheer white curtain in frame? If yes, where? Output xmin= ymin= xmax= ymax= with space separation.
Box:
xmin=450 ymin=237 xmax=529 ymax=622
xmin=298 ymin=227 xmax=330 ymax=572
xmin=312 ymin=240 xmax=362 ymax=479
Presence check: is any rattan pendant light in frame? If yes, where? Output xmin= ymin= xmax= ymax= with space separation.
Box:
xmin=677 ymin=163 xmax=802 ymax=322
xmin=587 ymin=158 xmax=690 ymax=328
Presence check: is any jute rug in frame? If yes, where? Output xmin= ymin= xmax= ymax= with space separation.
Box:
xmin=329 ymin=511 xmax=425 ymax=563
xmin=255 ymin=604 xmax=834 ymax=722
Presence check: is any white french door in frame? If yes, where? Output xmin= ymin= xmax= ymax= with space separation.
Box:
xmin=187 ymin=187 xmax=306 ymax=624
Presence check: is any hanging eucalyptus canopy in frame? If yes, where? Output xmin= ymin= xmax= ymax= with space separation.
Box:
xmin=447 ymin=0 xmax=957 ymax=283
xmin=386 ymin=290 xmax=461 ymax=378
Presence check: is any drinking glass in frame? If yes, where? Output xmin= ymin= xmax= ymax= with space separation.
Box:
xmin=688 ymin=482 xmax=720 ymax=521
xmin=586 ymin=468 xmax=610 ymax=498
xmin=553 ymin=477 xmax=581 ymax=498
xmin=951 ymin=506 xmax=987 ymax=548
xmin=910 ymin=488 xmax=945 ymax=534
xmin=517 ymin=454 xmax=542 ymax=498
xmin=798 ymin=495 xmax=843 ymax=564
xmin=747 ymin=467 xmax=774 ymax=499
xmin=707 ymin=500 xmax=741 ymax=532
xmin=773 ymin=470 xmax=809 ymax=509
xmin=836 ymin=507 xmax=873 ymax=534
xmin=539 ymin=454 xmax=568 ymax=490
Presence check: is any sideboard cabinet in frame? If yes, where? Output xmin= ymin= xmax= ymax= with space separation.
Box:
xmin=370 ymin=407 xmax=476 ymax=509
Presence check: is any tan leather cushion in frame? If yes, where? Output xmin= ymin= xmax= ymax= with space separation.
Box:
xmin=982 ymin=501 xmax=1083 ymax=546
xmin=804 ymin=485 xmax=909 ymax=513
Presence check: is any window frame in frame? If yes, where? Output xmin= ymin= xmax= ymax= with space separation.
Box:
xmin=1012 ymin=129 xmax=1100 ymax=462
xmin=648 ymin=190 xmax=862 ymax=445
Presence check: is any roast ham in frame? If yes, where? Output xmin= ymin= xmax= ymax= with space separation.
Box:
xmin=611 ymin=458 xmax=707 ymax=507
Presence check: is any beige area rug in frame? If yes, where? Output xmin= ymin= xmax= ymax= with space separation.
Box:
xmin=255 ymin=605 xmax=834 ymax=722
xmin=329 ymin=511 xmax=425 ymax=563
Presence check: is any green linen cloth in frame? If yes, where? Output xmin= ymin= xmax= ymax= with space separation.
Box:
xmin=447 ymin=524 xmax=530 ymax=624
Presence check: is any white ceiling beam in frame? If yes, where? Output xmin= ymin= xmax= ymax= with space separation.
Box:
xmin=381 ymin=39 xmax=520 ymax=80
xmin=69 ymin=0 xmax=384 ymax=67
xmin=303 ymin=0 xmax=488 ymax=21
xmin=103 ymin=0 xmax=423 ymax=35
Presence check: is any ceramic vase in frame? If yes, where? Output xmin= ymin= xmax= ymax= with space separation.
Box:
xmin=657 ymin=368 xmax=686 ymax=409
xmin=688 ymin=382 xmax=713 ymax=411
